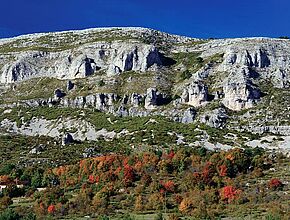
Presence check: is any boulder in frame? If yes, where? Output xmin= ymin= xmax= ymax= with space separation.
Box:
xmin=29 ymin=144 xmax=45 ymax=154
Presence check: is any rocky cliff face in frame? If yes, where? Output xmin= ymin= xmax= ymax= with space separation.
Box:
xmin=0 ymin=42 xmax=163 ymax=83
xmin=0 ymin=27 xmax=289 ymax=143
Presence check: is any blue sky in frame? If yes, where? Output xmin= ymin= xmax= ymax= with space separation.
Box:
xmin=1 ymin=0 xmax=289 ymax=39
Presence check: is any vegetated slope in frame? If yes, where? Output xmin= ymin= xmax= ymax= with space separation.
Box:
xmin=0 ymin=27 xmax=289 ymax=219
xmin=0 ymin=146 xmax=289 ymax=219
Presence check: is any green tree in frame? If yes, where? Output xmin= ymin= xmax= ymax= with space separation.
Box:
xmin=0 ymin=208 xmax=20 ymax=220
xmin=31 ymin=171 xmax=42 ymax=188
xmin=0 ymin=164 xmax=15 ymax=176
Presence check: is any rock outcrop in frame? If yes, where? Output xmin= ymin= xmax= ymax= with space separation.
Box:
xmin=62 ymin=133 xmax=74 ymax=146
xmin=180 ymin=108 xmax=196 ymax=124
xmin=181 ymin=81 xmax=208 ymax=107
xmin=0 ymin=27 xmax=290 ymax=145
xmin=0 ymin=117 xmax=118 ymax=142
xmin=197 ymin=38 xmax=290 ymax=90
xmin=200 ymin=108 xmax=228 ymax=128
xmin=144 ymin=88 xmax=171 ymax=109
xmin=0 ymin=42 xmax=163 ymax=84
xmin=222 ymin=71 xmax=261 ymax=111
xmin=107 ymin=44 xmax=162 ymax=76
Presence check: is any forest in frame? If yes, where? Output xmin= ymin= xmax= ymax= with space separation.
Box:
xmin=0 ymin=146 xmax=289 ymax=219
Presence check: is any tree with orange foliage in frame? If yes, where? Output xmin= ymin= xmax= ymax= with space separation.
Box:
xmin=146 ymin=192 xmax=164 ymax=210
xmin=134 ymin=195 xmax=143 ymax=211
xmin=134 ymin=160 xmax=143 ymax=172
xmin=54 ymin=166 xmax=67 ymax=176
xmin=179 ymin=197 xmax=192 ymax=213
xmin=0 ymin=175 xmax=11 ymax=184
xmin=33 ymin=201 xmax=46 ymax=216
xmin=218 ymin=164 xmax=227 ymax=177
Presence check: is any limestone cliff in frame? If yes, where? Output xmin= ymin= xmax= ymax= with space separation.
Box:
xmin=0 ymin=27 xmax=289 ymax=140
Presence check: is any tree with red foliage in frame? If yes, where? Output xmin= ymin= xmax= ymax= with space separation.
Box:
xmin=160 ymin=180 xmax=175 ymax=193
xmin=123 ymin=165 xmax=135 ymax=186
xmin=201 ymin=162 xmax=216 ymax=185
xmin=220 ymin=186 xmax=241 ymax=203
xmin=88 ymin=175 xmax=95 ymax=183
xmin=47 ymin=204 xmax=56 ymax=214
xmin=268 ymin=178 xmax=283 ymax=190
xmin=55 ymin=166 xmax=67 ymax=176
xmin=167 ymin=150 xmax=175 ymax=160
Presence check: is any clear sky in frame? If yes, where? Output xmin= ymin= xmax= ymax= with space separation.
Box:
xmin=1 ymin=0 xmax=289 ymax=39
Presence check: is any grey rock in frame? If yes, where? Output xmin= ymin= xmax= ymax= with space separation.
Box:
xmin=222 ymin=72 xmax=261 ymax=111
xmin=130 ymin=93 xmax=143 ymax=107
xmin=145 ymin=88 xmax=158 ymax=109
xmin=0 ymin=41 xmax=162 ymax=83
xmin=181 ymin=81 xmax=208 ymax=107
xmin=73 ymin=96 xmax=86 ymax=108
xmin=69 ymin=55 xmax=97 ymax=78
xmin=144 ymin=88 xmax=170 ymax=110
xmin=29 ymin=144 xmax=45 ymax=154
xmin=116 ymin=105 xmax=129 ymax=117
xmin=200 ymin=108 xmax=228 ymax=128
xmin=85 ymin=94 xmax=96 ymax=108
xmin=181 ymin=108 xmax=196 ymax=124
xmin=83 ymin=147 xmax=96 ymax=158
xmin=107 ymin=44 xmax=162 ymax=76
xmin=241 ymin=125 xmax=290 ymax=136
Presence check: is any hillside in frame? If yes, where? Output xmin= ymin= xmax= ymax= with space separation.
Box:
xmin=0 ymin=27 xmax=289 ymax=219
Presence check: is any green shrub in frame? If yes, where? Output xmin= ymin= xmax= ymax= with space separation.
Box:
xmin=0 ymin=209 xmax=20 ymax=220
xmin=97 ymin=80 xmax=105 ymax=87
xmin=179 ymin=70 xmax=192 ymax=80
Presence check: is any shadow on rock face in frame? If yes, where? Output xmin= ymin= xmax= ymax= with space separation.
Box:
xmin=159 ymin=52 xmax=177 ymax=67
xmin=248 ymin=68 xmax=260 ymax=79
